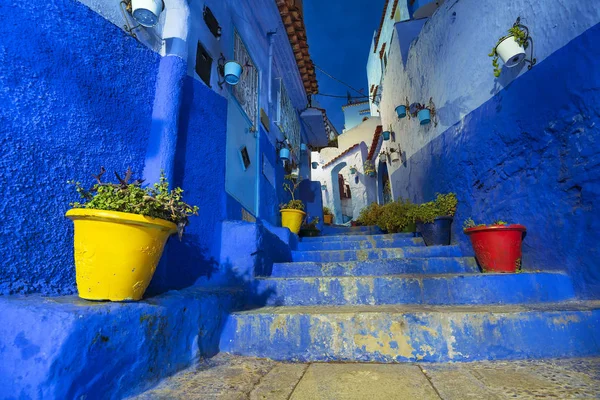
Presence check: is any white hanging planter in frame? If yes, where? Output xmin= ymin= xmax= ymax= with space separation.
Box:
xmin=496 ymin=36 xmax=526 ymax=67
xmin=390 ymin=151 xmax=400 ymax=162
xmin=131 ymin=0 xmax=163 ymax=27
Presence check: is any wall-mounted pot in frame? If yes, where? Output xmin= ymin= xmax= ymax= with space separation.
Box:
xmin=390 ymin=151 xmax=400 ymax=162
xmin=279 ymin=148 xmax=290 ymax=160
xmin=300 ymin=143 xmax=307 ymax=152
xmin=496 ymin=36 xmax=526 ymax=67
xmin=350 ymin=167 xmax=357 ymax=174
xmin=417 ymin=109 xmax=431 ymax=125
xmin=321 ymin=184 xmax=327 ymax=190
xmin=224 ymin=61 xmax=243 ymax=85
xmin=382 ymin=131 xmax=391 ymax=141
xmin=311 ymin=161 xmax=318 ymax=169
xmin=395 ymin=105 xmax=407 ymax=119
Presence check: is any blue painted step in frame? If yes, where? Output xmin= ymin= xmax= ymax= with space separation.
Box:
xmin=321 ymin=226 xmax=382 ymax=236
xmin=271 ymin=257 xmax=479 ymax=277
xmin=256 ymin=272 xmax=575 ymax=306
xmin=220 ymin=301 xmax=600 ymax=362
xmin=301 ymin=232 xmax=416 ymax=243
xmin=297 ymin=237 xmax=424 ymax=251
xmin=291 ymin=246 xmax=463 ymax=262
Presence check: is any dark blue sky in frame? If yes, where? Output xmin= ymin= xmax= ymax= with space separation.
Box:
xmin=303 ymin=0 xmax=386 ymax=132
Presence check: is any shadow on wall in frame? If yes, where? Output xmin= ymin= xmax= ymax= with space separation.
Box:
xmin=390 ymin=23 xmax=600 ymax=298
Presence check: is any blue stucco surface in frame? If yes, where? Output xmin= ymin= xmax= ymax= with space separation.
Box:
xmin=0 ymin=288 xmax=241 ymax=399
xmin=391 ymin=23 xmax=600 ymax=298
xmin=0 ymin=0 xmax=160 ymax=295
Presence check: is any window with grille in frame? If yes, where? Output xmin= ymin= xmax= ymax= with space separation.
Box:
xmin=195 ymin=41 xmax=212 ymax=87
xmin=233 ymin=32 xmax=258 ymax=130
xmin=275 ymin=79 xmax=301 ymax=158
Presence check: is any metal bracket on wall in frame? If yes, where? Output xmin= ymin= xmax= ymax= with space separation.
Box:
xmin=513 ymin=17 xmax=537 ymax=69
xmin=119 ymin=0 xmax=141 ymax=38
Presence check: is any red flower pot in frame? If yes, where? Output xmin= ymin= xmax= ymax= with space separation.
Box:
xmin=464 ymin=224 xmax=526 ymax=273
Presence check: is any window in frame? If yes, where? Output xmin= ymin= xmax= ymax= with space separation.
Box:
xmin=276 ymin=79 xmax=301 ymax=158
xmin=239 ymin=146 xmax=251 ymax=170
xmin=233 ymin=32 xmax=258 ymax=130
xmin=203 ymin=6 xmax=221 ymax=38
xmin=195 ymin=41 xmax=212 ymax=87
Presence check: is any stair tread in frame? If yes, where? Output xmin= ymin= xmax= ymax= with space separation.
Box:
xmin=301 ymin=233 xmax=415 ymax=242
xmin=293 ymin=246 xmax=460 ymax=253
xmin=274 ymin=257 xmax=475 ymax=266
xmin=232 ymin=300 xmax=600 ymax=315
xmin=258 ymin=271 xmax=567 ymax=281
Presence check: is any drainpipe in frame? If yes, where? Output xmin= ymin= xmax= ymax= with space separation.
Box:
xmin=267 ymin=30 xmax=276 ymax=109
xmin=142 ymin=0 xmax=191 ymax=187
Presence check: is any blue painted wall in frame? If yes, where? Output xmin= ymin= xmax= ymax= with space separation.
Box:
xmin=391 ymin=23 xmax=600 ymax=298
xmin=0 ymin=0 xmax=160 ymax=295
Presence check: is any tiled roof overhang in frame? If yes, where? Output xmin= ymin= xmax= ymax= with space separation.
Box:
xmin=373 ymin=0 xmax=391 ymax=52
xmin=276 ymin=0 xmax=319 ymax=94
xmin=367 ymin=125 xmax=383 ymax=160
xmin=323 ymin=144 xmax=360 ymax=168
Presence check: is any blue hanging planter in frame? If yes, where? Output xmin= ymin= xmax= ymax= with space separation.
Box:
xmin=382 ymin=131 xmax=391 ymax=141
xmin=417 ymin=109 xmax=431 ymax=125
xmin=279 ymin=148 xmax=290 ymax=160
xmin=300 ymin=143 xmax=307 ymax=152
xmin=395 ymin=105 xmax=407 ymax=119
xmin=224 ymin=61 xmax=243 ymax=85
xmin=350 ymin=167 xmax=357 ymax=174
xmin=311 ymin=162 xmax=318 ymax=169
xmin=321 ymin=184 xmax=327 ymax=190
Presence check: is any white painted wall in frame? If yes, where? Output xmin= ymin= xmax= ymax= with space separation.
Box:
xmin=378 ymin=0 xmax=600 ymax=199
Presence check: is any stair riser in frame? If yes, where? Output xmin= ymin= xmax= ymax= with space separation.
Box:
xmin=220 ymin=309 xmax=600 ymax=362
xmin=271 ymin=258 xmax=479 ymax=277
xmin=256 ymin=273 xmax=575 ymax=306
xmin=291 ymin=246 xmax=462 ymax=262
xmin=301 ymin=233 xmax=416 ymax=243
xmin=297 ymin=238 xmax=424 ymax=251
xmin=321 ymin=226 xmax=381 ymax=236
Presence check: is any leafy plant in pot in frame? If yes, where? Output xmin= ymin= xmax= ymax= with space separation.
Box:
xmin=489 ymin=22 xmax=529 ymax=77
xmin=463 ymin=219 xmax=526 ymax=273
xmin=66 ymin=168 xmax=198 ymax=301
xmin=411 ymin=193 xmax=457 ymax=246
xmin=364 ymin=160 xmax=376 ymax=177
xmin=280 ymin=174 xmax=306 ymax=234
xmin=323 ymin=206 xmax=334 ymax=225
xmin=377 ymin=199 xmax=417 ymax=234
xmin=299 ymin=216 xmax=320 ymax=237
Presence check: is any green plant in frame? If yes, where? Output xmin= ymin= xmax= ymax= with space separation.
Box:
xmin=69 ymin=167 xmax=198 ymax=238
xmin=302 ymin=216 xmax=319 ymax=230
xmin=489 ymin=25 xmax=529 ymax=77
xmin=376 ymin=199 xmax=416 ymax=233
xmin=323 ymin=207 xmax=333 ymax=216
xmin=410 ymin=193 xmax=458 ymax=224
xmin=363 ymin=160 xmax=376 ymax=176
xmin=281 ymin=174 xmax=305 ymax=211
xmin=356 ymin=202 xmax=383 ymax=226
xmin=463 ymin=219 xmax=512 ymax=231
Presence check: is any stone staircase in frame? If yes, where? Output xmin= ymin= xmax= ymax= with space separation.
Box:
xmin=220 ymin=226 xmax=600 ymax=363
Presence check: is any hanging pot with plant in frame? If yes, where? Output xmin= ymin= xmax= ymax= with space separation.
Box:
xmin=350 ymin=165 xmax=357 ymax=174
xmin=411 ymin=98 xmax=437 ymax=126
xmin=411 ymin=193 xmax=457 ymax=246
xmin=463 ymin=219 xmax=526 ymax=273
xmin=396 ymin=98 xmax=410 ymax=119
xmin=489 ymin=17 xmax=536 ymax=77
xmin=364 ymin=160 xmax=376 ymax=177
xmin=389 ymin=148 xmax=400 ymax=162
xmin=382 ymin=130 xmax=391 ymax=141
xmin=311 ymin=161 xmax=318 ymax=169
xmin=280 ymin=174 xmax=306 ymax=234
xmin=323 ymin=206 xmax=333 ymax=225
xmin=65 ymin=168 xmax=198 ymax=301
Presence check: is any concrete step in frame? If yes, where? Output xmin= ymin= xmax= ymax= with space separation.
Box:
xmin=321 ymin=226 xmax=382 ymax=236
xmin=220 ymin=301 xmax=600 ymax=362
xmin=256 ymin=272 xmax=575 ymax=306
xmin=271 ymin=257 xmax=479 ymax=277
xmin=301 ymin=232 xmax=416 ymax=243
xmin=291 ymin=246 xmax=463 ymax=262
xmin=297 ymin=237 xmax=425 ymax=251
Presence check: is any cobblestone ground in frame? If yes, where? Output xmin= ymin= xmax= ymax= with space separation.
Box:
xmin=131 ymin=354 xmax=600 ymax=400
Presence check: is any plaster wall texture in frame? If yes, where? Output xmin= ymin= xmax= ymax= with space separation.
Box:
xmin=342 ymin=102 xmax=372 ymax=132
xmin=376 ymin=0 xmax=600 ymax=297
xmin=337 ymin=117 xmax=382 ymax=151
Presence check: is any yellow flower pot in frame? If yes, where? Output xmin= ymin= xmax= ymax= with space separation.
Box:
xmin=280 ymin=209 xmax=306 ymax=234
xmin=323 ymin=214 xmax=333 ymax=225
xmin=65 ymin=209 xmax=177 ymax=301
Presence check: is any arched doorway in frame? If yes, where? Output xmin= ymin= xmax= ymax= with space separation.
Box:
xmin=330 ymin=161 xmax=347 ymax=224
xmin=377 ymin=160 xmax=392 ymax=205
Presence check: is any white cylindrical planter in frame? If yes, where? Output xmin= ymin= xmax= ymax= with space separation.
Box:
xmin=496 ymin=36 xmax=526 ymax=67
xmin=390 ymin=152 xmax=400 ymax=162
xmin=131 ymin=0 xmax=163 ymax=27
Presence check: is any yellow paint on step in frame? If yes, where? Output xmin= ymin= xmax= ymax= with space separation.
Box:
xmin=353 ymin=320 xmax=415 ymax=359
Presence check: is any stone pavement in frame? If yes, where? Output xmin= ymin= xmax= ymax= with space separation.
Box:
xmin=131 ymin=354 xmax=600 ymax=399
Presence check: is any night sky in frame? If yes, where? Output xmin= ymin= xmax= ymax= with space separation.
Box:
xmin=303 ymin=0 xmax=386 ymax=133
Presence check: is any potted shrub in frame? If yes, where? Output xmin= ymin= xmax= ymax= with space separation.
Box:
xmin=411 ymin=193 xmax=457 ymax=246
xmin=349 ymin=165 xmax=357 ymax=174
xmin=364 ymin=160 xmax=376 ymax=177
xmin=323 ymin=206 xmax=334 ymax=225
xmin=280 ymin=174 xmax=306 ymax=234
xmin=299 ymin=216 xmax=320 ymax=237
xmin=489 ymin=24 xmax=528 ymax=77
xmin=356 ymin=203 xmax=383 ymax=227
xmin=463 ymin=219 xmax=526 ymax=273
xmin=389 ymin=148 xmax=400 ymax=162
xmin=65 ymin=168 xmax=198 ymax=301
xmin=375 ymin=199 xmax=417 ymax=234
